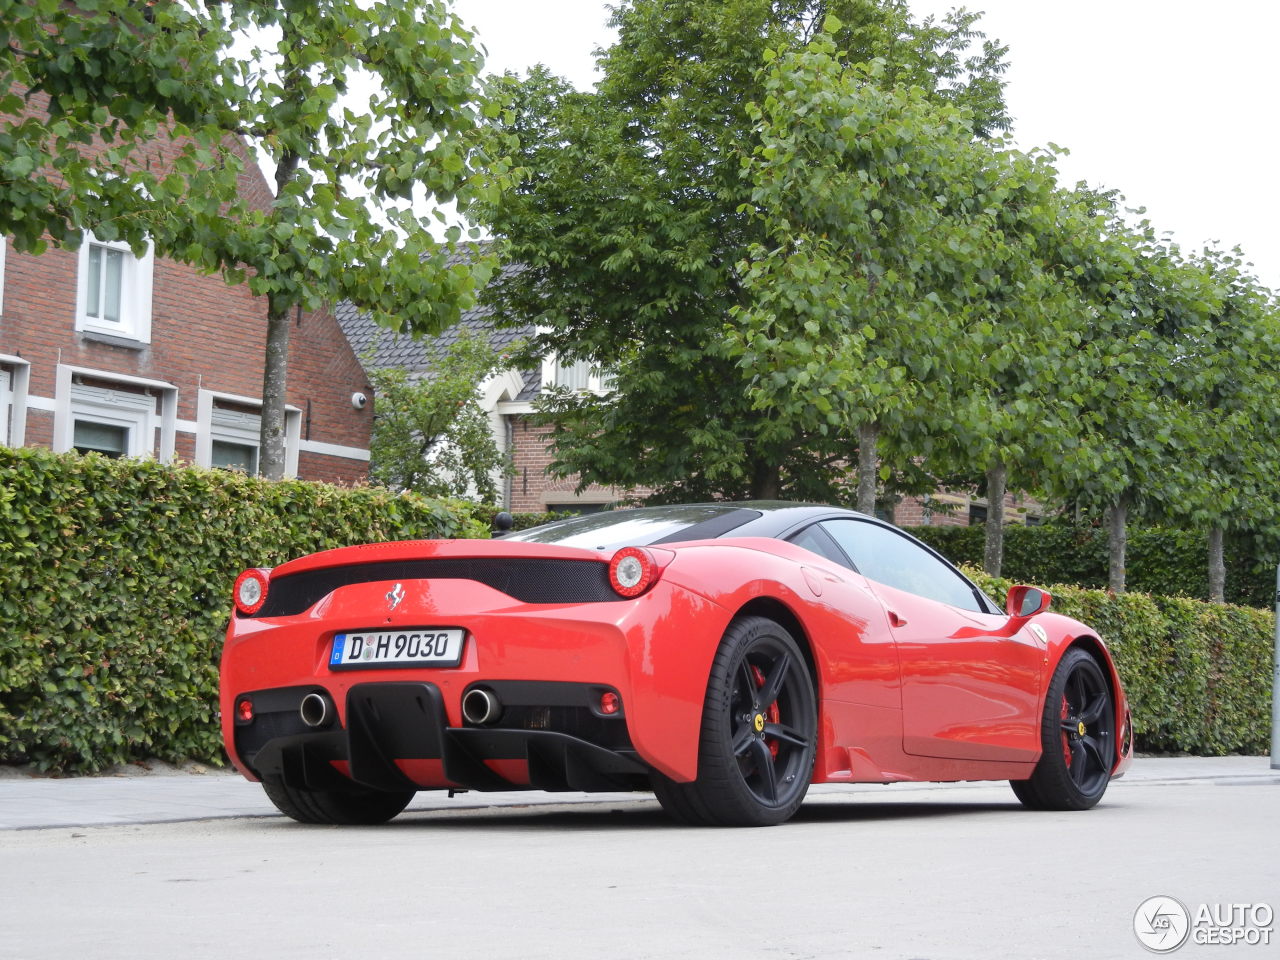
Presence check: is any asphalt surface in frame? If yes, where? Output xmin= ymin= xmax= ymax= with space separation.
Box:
xmin=2 ymin=756 xmax=1277 ymax=960
xmin=0 ymin=755 xmax=1275 ymax=830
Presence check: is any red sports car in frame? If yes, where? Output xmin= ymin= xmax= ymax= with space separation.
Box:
xmin=220 ymin=502 xmax=1132 ymax=826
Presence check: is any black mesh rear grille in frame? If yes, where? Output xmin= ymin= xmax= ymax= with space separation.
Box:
xmin=246 ymin=557 xmax=617 ymax=617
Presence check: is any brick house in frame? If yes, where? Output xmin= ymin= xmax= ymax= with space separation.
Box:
xmin=0 ymin=102 xmax=374 ymax=482
xmin=339 ymin=297 xmax=1042 ymax=524
xmin=338 ymin=295 xmax=630 ymax=514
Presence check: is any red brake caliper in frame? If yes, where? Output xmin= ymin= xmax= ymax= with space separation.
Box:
xmin=751 ymin=664 xmax=782 ymax=759
xmin=1060 ymin=693 xmax=1072 ymax=767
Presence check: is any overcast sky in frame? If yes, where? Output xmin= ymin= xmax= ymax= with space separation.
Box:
xmin=452 ymin=0 xmax=1280 ymax=291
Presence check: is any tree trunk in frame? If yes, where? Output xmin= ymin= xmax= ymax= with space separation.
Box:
xmin=983 ymin=460 xmax=1007 ymax=577
xmin=750 ymin=457 xmax=780 ymax=500
xmin=1208 ymin=525 xmax=1226 ymax=603
xmin=856 ymin=420 xmax=878 ymax=515
xmin=259 ymin=296 xmax=291 ymax=480
xmin=1106 ymin=493 xmax=1129 ymax=593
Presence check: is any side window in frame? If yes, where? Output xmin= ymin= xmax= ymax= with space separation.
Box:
xmin=820 ymin=519 xmax=983 ymax=612
xmin=786 ymin=524 xmax=851 ymax=567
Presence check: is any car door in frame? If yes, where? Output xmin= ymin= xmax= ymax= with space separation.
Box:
xmin=818 ymin=519 xmax=1046 ymax=763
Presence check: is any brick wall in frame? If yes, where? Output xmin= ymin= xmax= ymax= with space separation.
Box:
xmin=0 ymin=95 xmax=372 ymax=482
xmin=505 ymin=416 xmax=635 ymax=512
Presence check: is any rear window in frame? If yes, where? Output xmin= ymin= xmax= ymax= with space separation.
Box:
xmin=506 ymin=505 xmax=757 ymax=551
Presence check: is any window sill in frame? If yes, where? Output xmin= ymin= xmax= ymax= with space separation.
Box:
xmin=80 ymin=330 xmax=147 ymax=351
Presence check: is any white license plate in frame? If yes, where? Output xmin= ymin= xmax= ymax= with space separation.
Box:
xmin=329 ymin=628 xmax=465 ymax=669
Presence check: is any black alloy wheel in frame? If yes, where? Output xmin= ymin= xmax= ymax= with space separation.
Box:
xmin=1011 ymin=647 xmax=1115 ymax=811
xmin=654 ymin=615 xmax=817 ymax=827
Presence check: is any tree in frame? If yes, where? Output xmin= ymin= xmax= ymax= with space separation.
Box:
xmin=1160 ymin=247 xmax=1280 ymax=602
xmin=3 ymin=1 xmax=506 ymax=479
xmin=0 ymin=0 xmax=241 ymax=252
xmin=1039 ymin=207 xmax=1214 ymax=592
xmin=178 ymin=1 xmax=507 ymax=479
xmin=730 ymin=33 xmax=1100 ymax=582
xmin=367 ymin=331 xmax=513 ymax=502
xmin=478 ymin=0 xmax=1009 ymax=502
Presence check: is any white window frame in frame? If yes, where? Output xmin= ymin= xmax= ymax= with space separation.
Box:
xmin=68 ymin=388 xmax=153 ymax=458
xmin=0 ymin=235 xmax=7 ymax=316
xmin=194 ymin=389 xmax=301 ymax=478
xmin=74 ymin=230 xmax=154 ymax=343
xmin=541 ymin=352 xmax=612 ymax=395
xmin=53 ymin=364 xmax=177 ymax=461
xmin=0 ymin=354 xmax=30 ymax=447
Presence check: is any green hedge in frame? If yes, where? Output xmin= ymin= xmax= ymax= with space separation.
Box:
xmin=913 ymin=524 xmax=1277 ymax=608
xmin=0 ymin=448 xmax=482 ymax=772
xmin=966 ymin=569 xmax=1273 ymax=755
xmin=1 ymin=450 xmax=1270 ymax=771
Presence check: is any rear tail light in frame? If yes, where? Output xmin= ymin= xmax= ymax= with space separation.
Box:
xmin=233 ymin=568 xmax=271 ymax=615
xmin=609 ymin=546 xmax=659 ymax=598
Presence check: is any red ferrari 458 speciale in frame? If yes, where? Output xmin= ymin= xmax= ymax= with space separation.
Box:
xmin=220 ymin=502 xmax=1132 ymax=826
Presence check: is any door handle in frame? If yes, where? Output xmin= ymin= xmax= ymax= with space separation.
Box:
xmin=888 ymin=610 xmax=908 ymax=628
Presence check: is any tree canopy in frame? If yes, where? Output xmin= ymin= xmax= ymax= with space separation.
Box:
xmin=478 ymin=0 xmax=1011 ymax=502
xmin=3 ymin=0 xmax=507 ymax=478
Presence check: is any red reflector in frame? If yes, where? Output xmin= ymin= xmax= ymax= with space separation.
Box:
xmin=237 ymin=699 xmax=254 ymax=722
xmin=599 ymin=691 xmax=620 ymax=715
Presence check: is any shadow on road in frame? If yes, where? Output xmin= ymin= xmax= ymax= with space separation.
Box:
xmin=238 ymin=794 xmax=1042 ymax=832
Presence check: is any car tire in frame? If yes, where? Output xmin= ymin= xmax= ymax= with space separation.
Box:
xmin=655 ymin=615 xmax=817 ymax=827
xmin=1011 ymin=647 xmax=1115 ymax=811
xmin=261 ymin=777 xmax=415 ymax=825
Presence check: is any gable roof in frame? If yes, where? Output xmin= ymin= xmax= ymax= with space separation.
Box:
xmin=334 ymin=258 xmax=539 ymax=397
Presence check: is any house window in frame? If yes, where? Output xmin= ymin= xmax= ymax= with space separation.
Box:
xmin=74 ymin=232 xmax=154 ymax=343
xmin=66 ymin=382 xmax=158 ymax=458
xmin=968 ymin=503 xmax=988 ymax=525
xmin=196 ymin=389 xmax=301 ymax=478
xmin=552 ymin=356 xmax=594 ymax=391
xmin=210 ymin=404 xmax=263 ymax=475
xmin=545 ymin=353 xmax=613 ymax=394
xmin=72 ymin=420 xmax=130 ymax=458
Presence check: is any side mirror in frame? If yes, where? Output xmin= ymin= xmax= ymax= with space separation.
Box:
xmin=1007 ymin=585 xmax=1051 ymax=618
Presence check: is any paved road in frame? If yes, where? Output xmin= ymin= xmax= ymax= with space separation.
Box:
xmin=1 ymin=758 xmax=1276 ymax=960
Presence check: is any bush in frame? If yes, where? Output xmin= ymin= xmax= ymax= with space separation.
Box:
xmin=913 ymin=524 xmax=1278 ymax=608
xmin=0 ymin=448 xmax=483 ymax=772
xmin=966 ymin=568 xmax=1273 ymax=755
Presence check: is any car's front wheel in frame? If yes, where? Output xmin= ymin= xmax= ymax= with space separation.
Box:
xmin=262 ymin=778 xmax=415 ymax=825
xmin=654 ymin=615 xmax=817 ymax=827
xmin=1011 ymin=647 xmax=1115 ymax=811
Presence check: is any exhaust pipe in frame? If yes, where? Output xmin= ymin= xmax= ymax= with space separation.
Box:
xmin=300 ymin=692 xmax=334 ymax=729
xmin=461 ymin=687 xmax=502 ymax=726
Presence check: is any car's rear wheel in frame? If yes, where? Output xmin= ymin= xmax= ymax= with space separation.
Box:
xmin=654 ymin=615 xmax=817 ymax=827
xmin=1011 ymin=647 xmax=1115 ymax=811
xmin=261 ymin=778 xmax=415 ymax=825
